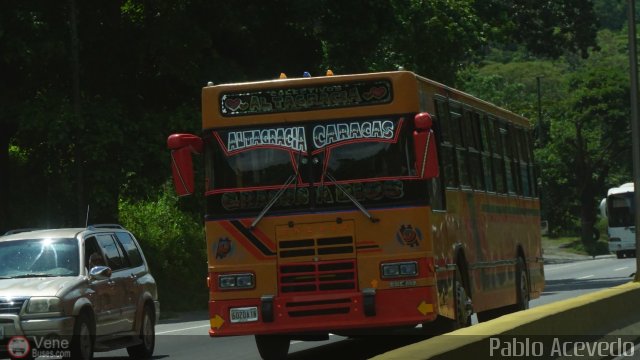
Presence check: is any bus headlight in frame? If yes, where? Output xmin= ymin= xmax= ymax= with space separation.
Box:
xmin=381 ymin=261 xmax=418 ymax=278
xmin=218 ymin=273 xmax=255 ymax=289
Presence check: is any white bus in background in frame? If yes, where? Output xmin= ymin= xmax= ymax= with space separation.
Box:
xmin=599 ymin=182 xmax=636 ymax=259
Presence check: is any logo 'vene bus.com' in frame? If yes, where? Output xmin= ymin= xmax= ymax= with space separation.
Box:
xmin=7 ymin=335 xmax=71 ymax=359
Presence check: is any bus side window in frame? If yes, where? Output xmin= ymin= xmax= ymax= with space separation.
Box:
xmin=467 ymin=109 xmax=485 ymax=191
xmin=527 ymin=130 xmax=538 ymax=197
xmin=435 ymin=98 xmax=458 ymax=189
xmin=490 ymin=118 xmax=507 ymax=194
xmin=508 ymin=124 xmax=522 ymax=196
xmin=450 ymin=101 xmax=470 ymax=188
xmin=516 ymin=127 xmax=531 ymax=197
xmin=429 ymin=107 xmax=446 ymax=211
xmin=479 ymin=114 xmax=495 ymax=192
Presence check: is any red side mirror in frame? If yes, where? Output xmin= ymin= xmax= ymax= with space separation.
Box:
xmin=168 ymin=133 xmax=203 ymax=152
xmin=413 ymin=113 xmax=439 ymax=179
xmin=167 ymin=134 xmax=203 ymax=196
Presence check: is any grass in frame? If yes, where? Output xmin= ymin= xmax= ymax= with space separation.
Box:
xmin=542 ymin=236 xmax=610 ymax=256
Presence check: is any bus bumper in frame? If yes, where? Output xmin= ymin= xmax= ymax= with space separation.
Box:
xmin=208 ymin=286 xmax=438 ymax=336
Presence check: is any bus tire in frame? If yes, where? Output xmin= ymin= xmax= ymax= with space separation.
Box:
xmin=453 ymin=268 xmax=472 ymax=328
xmin=422 ymin=268 xmax=470 ymax=334
xmin=514 ymin=257 xmax=529 ymax=311
xmin=255 ymin=335 xmax=290 ymax=360
xmin=616 ymin=251 xmax=624 ymax=259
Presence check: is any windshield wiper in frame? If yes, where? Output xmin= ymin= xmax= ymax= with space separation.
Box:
xmin=10 ymin=273 xmax=57 ymax=278
xmin=324 ymin=172 xmax=379 ymax=223
xmin=250 ymin=150 xmax=305 ymax=230
xmin=250 ymin=175 xmax=296 ymax=230
xmin=319 ymin=145 xmax=378 ymax=223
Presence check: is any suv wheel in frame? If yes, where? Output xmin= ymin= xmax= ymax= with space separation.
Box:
xmin=70 ymin=312 xmax=95 ymax=360
xmin=127 ymin=305 xmax=155 ymax=359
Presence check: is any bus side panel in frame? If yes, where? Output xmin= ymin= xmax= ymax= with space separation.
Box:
xmin=435 ymin=189 xmax=542 ymax=315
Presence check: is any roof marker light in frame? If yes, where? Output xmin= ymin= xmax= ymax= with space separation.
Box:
xmin=303 ymin=71 xmax=311 ymax=78
xmin=326 ymin=69 xmax=334 ymax=76
xmin=279 ymin=73 xmax=287 ymax=79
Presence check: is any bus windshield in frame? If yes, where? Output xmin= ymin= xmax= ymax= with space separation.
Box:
xmin=313 ymin=117 xmax=413 ymax=183
xmin=205 ymin=116 xmax=427 ymax=216
xmin=608 ymin=192 xmax=635 ymax=227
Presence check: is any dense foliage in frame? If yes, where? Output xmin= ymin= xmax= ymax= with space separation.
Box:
xmin=1 ymin=0 xmax=631 ymax=307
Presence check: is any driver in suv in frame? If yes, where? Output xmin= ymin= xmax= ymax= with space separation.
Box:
xmin=0 ymin=225 xmax=159 ymax=360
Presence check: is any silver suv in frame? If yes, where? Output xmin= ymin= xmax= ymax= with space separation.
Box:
xmin=0 ymin=225 xmax=159 ymax=360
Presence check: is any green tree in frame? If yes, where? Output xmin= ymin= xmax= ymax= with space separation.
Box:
xmin=461 ymin=29 xmax=630 ymax=245
xmin=119 ymin=185 xmax=207 ymax=310
xmin=474 ymin=0 xmax=599 ymax=58
xmin=554 ymin=30 xmax=630 ymax=246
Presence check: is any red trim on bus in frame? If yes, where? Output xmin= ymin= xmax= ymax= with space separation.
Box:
xmin=208 ymin=286 xmax=438 ymax=336
xmin=237 ymin=218 xmax=277 ymax=250
xmin=219 ymin=221 xmax=273 ymax=260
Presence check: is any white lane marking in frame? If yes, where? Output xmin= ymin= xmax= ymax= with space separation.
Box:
xmin=157 ymin=324 xmax=211 ymax=334
xmin=544 ymin=262 xmax=589 ymax=271
xmin=614 ymin=267 xmax=629 ymax=271
xmin=577 ymin=274 xmax=594 ymax=279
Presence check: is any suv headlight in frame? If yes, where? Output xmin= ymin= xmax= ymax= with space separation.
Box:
xmin=26 ymin=297 xmax=62 ymax=314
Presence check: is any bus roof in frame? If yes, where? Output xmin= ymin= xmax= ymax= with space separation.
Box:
xmin=201 ymin=70 xmax=530 ymax=129
xmin=608 ymin=182 xmax=634 ymax=196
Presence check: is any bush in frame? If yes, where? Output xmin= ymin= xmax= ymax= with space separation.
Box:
xmin=119 ymin=185 xmax=207 ymax=311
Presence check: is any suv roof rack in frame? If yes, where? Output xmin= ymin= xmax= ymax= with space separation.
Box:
xmin=87 ymin=224 xmax=125 ymax=230
xmin=3 ymin=228 xmax=43 ymax=236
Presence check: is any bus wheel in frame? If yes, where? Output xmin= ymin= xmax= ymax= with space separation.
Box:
xmin=422 ymin=268 xmax=471 ymax=334
xmin=453 ymin=269 xmax=472 ymax=329
xmin=616 ymin=251 xmax=624 ymax=259
xmin=255 ymin=335 xmax=290 ymax=360
xmin=514 ymin=257 xmax=530 ymax=311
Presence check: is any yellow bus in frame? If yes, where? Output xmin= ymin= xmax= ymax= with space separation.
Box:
xmin=168 ymin=70 xmax=544 ymax=359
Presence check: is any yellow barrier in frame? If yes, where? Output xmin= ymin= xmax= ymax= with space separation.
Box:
xmin=372 ymin=281 xmax=640 ymax=360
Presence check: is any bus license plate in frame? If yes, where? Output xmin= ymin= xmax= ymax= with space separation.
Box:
xmin=229 ymin=307 xmax=258 ymax=323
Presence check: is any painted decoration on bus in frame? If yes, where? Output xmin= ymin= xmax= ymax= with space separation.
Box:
xmin=312 ymin=120 xmax=395 ymax=148
xmin=396 ymin=225 xmax=422 ymax=247
xmin=215 ymin=238 xmax=233 ymax=259
xmin=215 ymin=119 xmax=399 ymax=155
xmin=217 ymin=126 xmax=307 ymax=153
xmin=220 ymin=180 xmax=404 ymax=211
xmin=220 ymin=80 xmax=393 ymax=116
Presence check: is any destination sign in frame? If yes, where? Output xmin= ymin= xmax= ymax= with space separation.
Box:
xmin=220 ymin=80 xmax=393 ymax=116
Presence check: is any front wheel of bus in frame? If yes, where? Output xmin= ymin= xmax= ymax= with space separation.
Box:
xmin=453 ymin=269 xmax=472 ymax=329
xmin=514 ymin=257 xmax=530 ymax=311
xmin=255 ymin=335 xmax=290 ymax=360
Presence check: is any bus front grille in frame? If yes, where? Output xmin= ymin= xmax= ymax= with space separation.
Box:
xmin=279 ymin=260 xmax=357 ymax=294
xmin=279 ymin=236 xmax=354 ymax=259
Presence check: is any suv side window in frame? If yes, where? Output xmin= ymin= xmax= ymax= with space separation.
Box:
xmin=85 ymin=237 xmax=105 ymax=270
xmin=96 ymin=234 xmax=129 ymax=271
xmin=115 ymin=232 xmax=144 ymax=268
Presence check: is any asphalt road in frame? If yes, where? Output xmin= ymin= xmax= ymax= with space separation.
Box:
xmin=95 ymin=257 xmax=636 ymax=360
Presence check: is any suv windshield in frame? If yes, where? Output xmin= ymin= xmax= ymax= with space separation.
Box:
xmin=205 ymin=116 xmax=427 ymax=216
xmin=0 ymin=238 xmax=79 ymax=278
